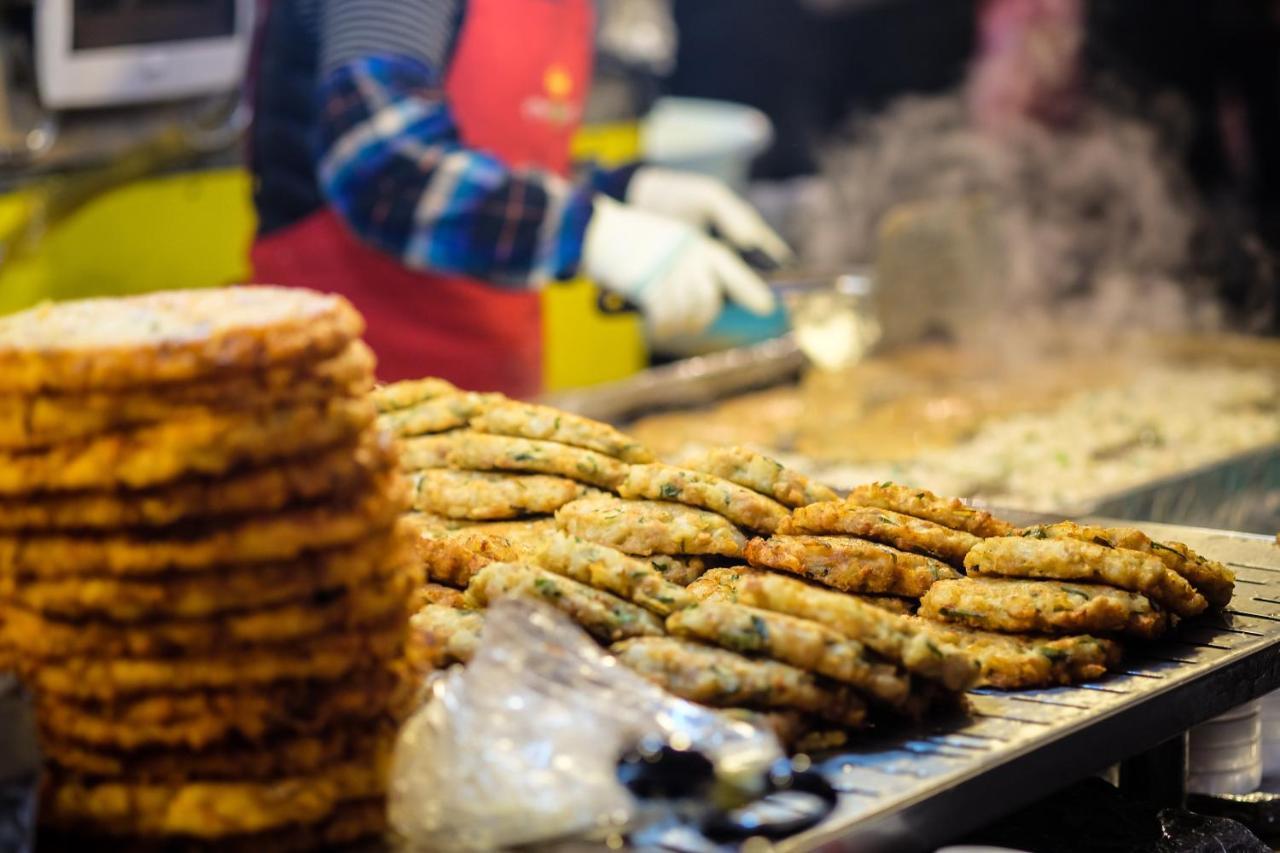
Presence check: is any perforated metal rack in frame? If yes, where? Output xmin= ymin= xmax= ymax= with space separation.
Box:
xmin=759 ymin=521 xmax=1280 ymax=852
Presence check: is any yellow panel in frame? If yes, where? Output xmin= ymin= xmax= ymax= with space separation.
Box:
xmin=542 ymin=276 xmax=646 ymax=392
xmin=543 ymin=120 xmax=647 ymax=391
xmin=0 ymin=168 xmax=253 ymax=316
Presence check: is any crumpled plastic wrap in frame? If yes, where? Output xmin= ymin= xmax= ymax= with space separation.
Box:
xmin=389 ymin=599 xmax=782 ymax=852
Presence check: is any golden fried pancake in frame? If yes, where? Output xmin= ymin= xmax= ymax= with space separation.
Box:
xmin=914 ymin=618 xmax=1121 ymax=689
xmin=406 ymin=605 xmax=485 ymax=674
xmin=471 ymin=399 xmax=654 ymax=463
xmin=0 ymin=286 xmax=363 ymax=394
xmin=40 ymin=722 xmax=395 ymax=781
xmin=537 ymin=531 xmax=693 ymax=616
xmin=409 ymin=582 xmax=468 ymax=612
xmin=783 ymin=504 xmax=981 ymax=567
xmin=0 ymin=473 xmax=405 ymax=577
xmin=688 ymin=566 xmax=979 ymax=691
xmin=370 ymin=377 xmax=458 ymax=412
xmin=666 ymin=601 xmax=911 ymax=707
xmin=409 ymin=528 xmax=522 ymax=588
xmin=41 ymin=752 xmax=388 ymax=837
xmin=0 ymin=342 xmax=375 ymax=450
xmin=0 ymin=533 xmax=399 ymax=621
xmin=920 ymin=577 xmax=1169 ymax=639
xmin=846 ymin=482 xmax=1015 ymax=538
xmin=0 ymin=397 xmax=375 ymax=494
xmin=5 ymin=580 xmax=410 ymax=660
xmin=556 ymin=495 xmax=747 ymax=558
xmin=745 ymin=534 xmax=959 ymax=597
xmin=408 ymin=468 xmax=588 ymax=520
xmin=446 ymin=432 xmax=629 ymax=490
xmin=399 ymin=431 xmax=469 ymax=471
xmin=466 ymin=562 xmax=665 ymax=643
xmin=684 ymin=446 xmax=837 ymax=508
xmin=0 ymin=430 xmax=394 ymax=532
xmin=378 ymin=392 xmax=498 ymax=438
xmin=36 ymin=669 xmax=402 ymax=750
xmin=619 ymin=464 xmax=790 ymax=534
xmin=613 ymin=637 xmax=868 ymax=728
xmin=38 ymin=796 xmax=387 ymax=853
xmin=27 ymin=624 xmax=405 ymax=700
xmin=965 ymin=536 xmax=1208 ymax=617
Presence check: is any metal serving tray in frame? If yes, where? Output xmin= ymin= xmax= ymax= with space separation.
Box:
xmin=645 ymin=522 xmax=1280 ymax=853
xmin=544 ymin=340 xmax=1280 ymax=534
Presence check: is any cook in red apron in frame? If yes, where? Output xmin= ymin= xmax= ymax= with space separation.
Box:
xmin=250 ymin=0 xmax=590 ymax=397
xmin=248 ymin=0 xmax=785 ymax=397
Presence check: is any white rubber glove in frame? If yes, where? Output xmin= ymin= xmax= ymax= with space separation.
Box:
xmin=582 ymin=196 xmax=777 ymax=342
xmin=627 ymin=167 xmax=793 ymax=265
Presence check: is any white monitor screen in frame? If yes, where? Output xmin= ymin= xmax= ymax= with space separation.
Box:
xmin=73 ymin=0 xmax=237 ymax=51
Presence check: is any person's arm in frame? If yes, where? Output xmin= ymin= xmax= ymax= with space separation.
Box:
xmin=314 ymin=0 xmax=785 ymax=339
xmin=314 ymin=0 xmax=593 ymax=287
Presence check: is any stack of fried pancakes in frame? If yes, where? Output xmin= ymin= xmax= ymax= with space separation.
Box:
xmin=0 ymin=287 xmax=410 ymax=848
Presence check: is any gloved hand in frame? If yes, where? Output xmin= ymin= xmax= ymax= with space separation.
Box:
xmin=626 ymin=167 xmax=793 ymax=265
xmin=582 ymin=196 xmax=777 ymax=342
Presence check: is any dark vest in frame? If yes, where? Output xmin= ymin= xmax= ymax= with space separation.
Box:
xmin=248 ymin=0 xmax=323 ymax=237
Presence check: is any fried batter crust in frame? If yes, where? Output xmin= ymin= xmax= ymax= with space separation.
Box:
xmin=0 ymin=286 xmax=363 ymax=394
xmin=1 ymin=533 xmax=398 ymax=621
xmin=36 ymin=669 xmax=402 ymax=750
xmin=465 ymin=562 xmax=664 ymax=643
xmin=965 ymin=536 xmax=1208 ymax=617
xmin=0 ymin=431 xmax=394 ymax=531
xmin=399 ymin=431 xmax=469 ymax=471
xmin=0 ymin=398 xmax=375 ymax=494
xmin=619 ymin=464 xmax=790 ymax=534
xmin=408 ymin=469 xmax=587 ymax=520
xmin=5 ymin=580 xmax=409 ymax=660
xmin=370 ymin=377 xmax=458 ymax=412
xmin=920 ymin=577 xmax=1168 ymax=639
xmin=913 ymin=618 xmax=1121 ymax=689
xmin=1020 ymin=522 xmax=1234 ymax=608
xmin=556 ymin=495 xmax=747 ymax=557
xmin=846 ymin=482 xmax=1015 ymax=537
xmin=406 ymin=605 xmax=485 ymax=673
xmin=446 ymin=432 xmax=629 ymax=490
xmin=40 ymin=722 xmax=395 ymax=781
xmin=536 ymin=532 xmax=693 ymax=615
xmin=27 ymin=625 xmax=405 ymax=700
xmin=0 ymin=342 xmax=375 ymax=449
xmin=41 ymin=753 xmax=388 ymax=838
xmin=471 ymin=399 xmax=654 ymax=463
xmin=0 ymin=474 xmax=405 ymax=577
xmin=409 ymin=582 xmax=468 ymax=612
xmin=687 ymin=566 xmax=978 ymax=691
xmin=684 ymin=446 xmax=838 ymax=508
xmin=745 ymin=535 xmax=959 ymax=597
xmin=666 ymin=601 xmax=911 ymax=706
xmin=612 ymin=637 xmax=868 ymax=727
xmin=377 ymin=392 xmax=499 ymax=438
xmin=783 ymin=505 xmax=980 ymax=566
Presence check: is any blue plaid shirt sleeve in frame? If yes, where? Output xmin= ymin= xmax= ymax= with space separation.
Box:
xmin=315 ymin=54 xmax=597 ymax=288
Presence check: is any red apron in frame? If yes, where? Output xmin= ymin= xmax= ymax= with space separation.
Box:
xmin=251 ymin=0 xmax=594 ymax=396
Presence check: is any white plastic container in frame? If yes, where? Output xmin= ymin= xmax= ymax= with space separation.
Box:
xmin=1188 ymin=699 xmax=1263 ymax=795
xmin=641 ymin=97 xmax=773 ymax=192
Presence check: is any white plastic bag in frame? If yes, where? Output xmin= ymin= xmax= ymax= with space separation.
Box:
xmin=389 ymin=599 xmax=781 ymax=851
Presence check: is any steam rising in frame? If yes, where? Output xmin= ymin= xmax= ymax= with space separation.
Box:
xmin=801 ymin=93 xmax=1226 ymax=345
